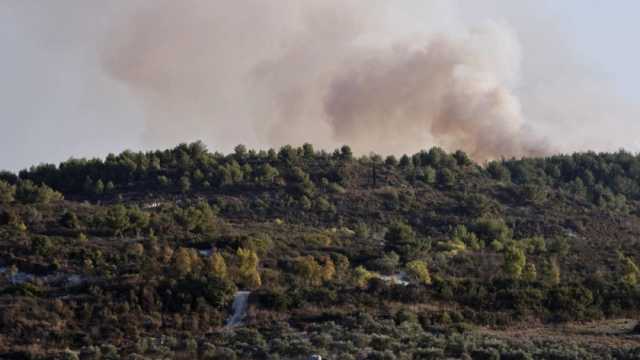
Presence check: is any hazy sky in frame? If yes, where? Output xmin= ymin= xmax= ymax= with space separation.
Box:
xmin=2 ymin=1 xmax=639 ymax=171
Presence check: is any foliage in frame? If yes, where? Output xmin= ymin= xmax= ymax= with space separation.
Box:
xmin=15 ymin=180 xmax=63 ymax=204
xmin=209 ymin=253 xmax=228 ymax=279
xmin=474 ymin=218 xmax=512 ymax=245
xmin=619 ymin=252 xmax=640 ymax=286
xmin=354 ymin=266 xmax=374 ymax=288
xmin=452 ymin=225 xmax=482 ymax=250
xmin=237 ymin=248 xmax=261 ymax=288
xmin=294 ymin=255 xmax=324 ymax=286
xmin=502 ymin=245 xmax=526 ymax=279
xmin=0 ymin=180 xmax=15 ymax=204
xmin=4 ymin=143 xmax=640 ymax=355
xmin=173 ymin=247 xmax=199 ymax=277
xmin=522 ymin=263 xmax=537 ymax=282
xmin=406 ymin=260 xmax=432 ymax=285
xmin=542 ymin=258 xmax=561 ymax=286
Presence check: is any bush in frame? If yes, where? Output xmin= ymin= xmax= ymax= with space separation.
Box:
xmin=406 ymin=260 xmax=432 ymax=285
xmin=546 ymin=285 xmax=594 ymax=321
xmin=437 ymin=169 xmax=456 ymax=188
xmin=15 ymin=180 xmax=63 ymax=204
xmin=31 ymin=235 xmax=53 ymax=256
xmin=385 ymin=222 xmax=418 ymax=258
xmin=0 ymin=180 xmax=15 ymax=204
xmin=369 ymin=252 xmax=400 ymax=274
xmin=452 ymin=225 xmax=482 ymax=250
xmin=162 ymin=276 xmax=236 ymax=311
xmin=255 ymin=288 xmax=294 ymax=311
xmin=0 ymin=283 xmax=44 ymax=297
xmin=474 ymin=218 xmax=512 ymax=245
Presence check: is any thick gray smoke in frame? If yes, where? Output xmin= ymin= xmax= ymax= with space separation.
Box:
xmin=103 ymin=0 xmax=549 ymax=161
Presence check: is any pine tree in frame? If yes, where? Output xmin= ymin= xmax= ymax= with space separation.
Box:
xmin=406 ymin=260 xmax=432 ymax=285
xmin=522 ymin=262 xmax=537 ymax=282
xmin=0 ymin=180 xmax=15 ymax=204
xmin=173 ymin=247 xmax=193 ymax=277
xmin=542 ymin=258 xmax=561 ymax=286
xmin=321 ymin=257 xmax=336 ymax=282
xmin=295 ymin=256 xmax=322 ymax=286
xmin=503 ymin=245 xmax=526 ymax=279
xmin=209 ymin=253 xmax=228 ymax=279
xmin=94 ymin=179 xmax=105 ymax=195
xmin=354 ymin=266 xmax=373 ymax=288
xmin=619 ymin=252 xmax=640 ymax=286
xmin=237 ymin=248 xmax=261 ymax=288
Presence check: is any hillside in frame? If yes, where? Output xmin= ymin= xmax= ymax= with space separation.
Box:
xmin=2 ymin=142 xmax=640 ymax=359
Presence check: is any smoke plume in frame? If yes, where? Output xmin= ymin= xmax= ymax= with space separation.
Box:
xmin=101 ymin=0 xmax=551 ymax=161
xmin=4 ymin=0 xmax=638 ymax=170
xmin=323 ymin=25 xmax=550 ymax=160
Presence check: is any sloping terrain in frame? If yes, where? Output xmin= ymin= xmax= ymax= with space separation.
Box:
xmin=1 ymin=142 xmax=640 ymax=359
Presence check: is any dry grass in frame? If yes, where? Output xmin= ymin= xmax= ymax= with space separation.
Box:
xmin=479 ymin=318 xmax=640 ymax=350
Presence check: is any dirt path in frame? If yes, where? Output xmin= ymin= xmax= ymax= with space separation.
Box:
xmin=226 ymin=291 xmax=251 ymax=327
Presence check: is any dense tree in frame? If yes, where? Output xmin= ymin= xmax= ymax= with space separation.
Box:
xmin=15 ymin=180 xmax=63 ymax=204
xmin=406 ymin=260 xmax=431 ymax=285
xmin=237 ymin=248 xmax=261 ymax=288
xmin=157 ymin=175 xmax=171 ymax=188
xmin=105 ymin=180 xmax=115 ymax=193
xmin=371 ymin=251 xmax=400 ymax=274
xmin=619 ymin=253 xmax=640 ymax=286
xmin=288 ymin=167 xmax=315 ymax=197
xmin=503 ymin=245 xmax=526 ymax=279
xmin=128 ymin=206 xmax=150 ymax=237
xmin=31 ymin=235 xmax=53 ymax=256
xmin=179 ymin=176 xmax=191 ymax=193
xmin=354 ymin=266 xmax=374 ymax=288
xmin=385 ymin=155 xmax=398 ymax=166
xmin=542 ymin=258 xmax=561 ymax=286
xmin=257 ymin=164 xmax=280 ymax=186
xmin=105 ymin=205 xmax=130 ymax=237
xmin=320 ymin=256 xmax=336 ymax=282
xmin=452 ymin=225 xmax=481 ymax=250
xmin=302 ymin=143 xmax=315 ymax=158
xmin=173 ymin=247 xmax=197 ymax=278
xmin=209 ymin=253 xmax=228 ymax=280
xmin=422 ymin=166 xmax=437 ymax=185
xmin=437 ymin=168 xmax=455 ymax=188
xmin=486 ymin=162 xmax=511 ymax=182
xmin=474 ymin=218 xmax=512 ymax=245
xmin=60 ymin=211 xmax=80 ymax=229
xmin=522 ymin=262 xmax=537 ymax=282
xmin=94 ymin=179 xmax=105 ymax=195
xmin=399 ymin=155 xmax=411 ymax=167
xmin=385 ymin=222 xmax=415 ymax=244
xmin=385 ymin=221 xmax=419 ymax=258
xmin=340 ymin=145 xmax=353 ymax=161
xmin=5 ymin=143 xmax=640 ymax=356
xmin=295 ymin=256 xmax=323 ymax=286
xmin=172 ymin=201 xmax=217 ymax=234
xmin=0 ymin=180 xmax=15 ymax=204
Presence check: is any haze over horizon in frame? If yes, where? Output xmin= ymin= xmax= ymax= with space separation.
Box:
xmin=2 ymin=1 xmax=640 ymax=171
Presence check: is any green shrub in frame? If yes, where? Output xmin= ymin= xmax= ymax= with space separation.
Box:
xmin=474 ymin=218 xmax=512 ymax=245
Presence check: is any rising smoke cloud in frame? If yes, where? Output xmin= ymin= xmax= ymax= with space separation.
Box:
xmin=102 ymin=0 xmax=551 ymax=161
xmin=4 ymin=0 xmax=637 ymax=170
xmin=323 ymin=24 xmax=550 ymax=160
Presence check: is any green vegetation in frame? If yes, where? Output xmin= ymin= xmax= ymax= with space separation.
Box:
xmin=1 ymin=142 xmax=640 ymax=358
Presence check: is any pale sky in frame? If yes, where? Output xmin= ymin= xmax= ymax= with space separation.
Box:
xmin=1 ymin=1 xmax=639 ymax=171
